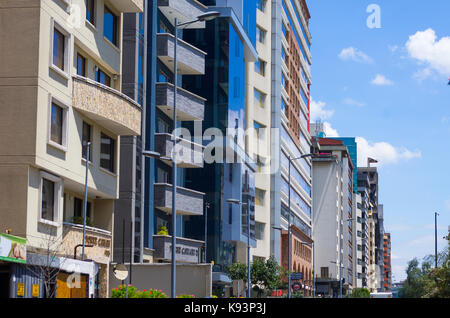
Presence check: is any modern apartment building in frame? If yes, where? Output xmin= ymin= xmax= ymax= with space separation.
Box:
xmin=357 ymin=167 xmax=384 ymax=292
xmin=270 ymin=0 xmax=313 ymax=295
xmin=356 ymin=174 xmax=371 ymax=289
xmin=383 ymin=233 xmax=392 ymax=291
xmin=0 ymin=0 xmax=143 ymax=298
xmin=311 ymin=138 xmax=354 ymax=297
xmin=183 ymin=0 xmax=259 ymax=294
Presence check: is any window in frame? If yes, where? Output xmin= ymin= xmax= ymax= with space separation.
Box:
xmin=40 ymin=172 xmax=61 ymax=224
xmin=53 ymin=28 xmax=65 ymax=70
xmin=256 ymin=0 xmax=266 ymax=12
xmin=255 ymin=188 xmax=265 ymax=206
xmin=254 ymin=121 xmax=266 ymax=140
xmin=228 ymin=205 xmax=232 ymax=225
xmin=49 ymin=98 xmax=68 ymax=149
xmin=41 ymin=179 xmax=55 ymax=222
xmin=255 ymin=222 xmax=265 ymax=240
xmin=321 ymin=267 xmax=329 ymax=279
xmin=82 ymin=121 xmax=92 ymax=160
xmin=74 ymin=197 xmax=91 ymax=219
xmin=85 ymin=0 xmax=95 ymax=26
xmin=96 ymin=67 xmax=111 ymax=87
xmin=254 ymin=89 xmax=265 ymax=108
xmin=76 ymin=53 xmax=86 ymax=77
xmin=100 ymin=133 xmax=115 ymax=172
xmin=256 ymin=26 xmax=266 ymax=44
xmin=104 ymin=6 xmax=118 ymax=46
xmin=254 ymin=59 xmax=266 ymax=76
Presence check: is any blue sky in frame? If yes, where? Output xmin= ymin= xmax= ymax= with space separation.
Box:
xmin=308 ymin=0 xmax=450 ymax=282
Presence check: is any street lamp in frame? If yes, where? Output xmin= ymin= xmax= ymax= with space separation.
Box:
xmin=435 ymin=212 xmax=439 ymax=268
xmin=142 ymin=11 xmax=220 ymax=298
xmin=227 ymin=185 xmax=251 ymax=298
xmin=81 ymin=141 xmax=91 ymax=261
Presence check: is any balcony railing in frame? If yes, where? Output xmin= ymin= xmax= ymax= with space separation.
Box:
xmin=154 ymin=183 xmax=205 ymax=216
xmin=157 ymin=0 xmax=207 ymax=29
xmin=154 ymin=133 xmax=204 ymax=168
xmin=72 ymin=76 xmax=141 ymax=136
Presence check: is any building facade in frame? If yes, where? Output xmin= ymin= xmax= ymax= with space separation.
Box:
xmin=270 ymin=0 xmax=313 ymax=295
xmin=383 ymin=233 xmax=392 ymax=291
xmin=311 ymin=138 xmax=354 ymax=297
xmin=0 ymin=0 xmax=143 ymax=298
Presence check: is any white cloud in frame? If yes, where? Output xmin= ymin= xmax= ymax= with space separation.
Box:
xmin=413 ymin=68 xmax=433 ymax=82
xmin=310 ymin=99 xmax=334 ymax=122
xmin=389 ymin=45 xmax=399 ymax=53
xmin=356 ymin=137 xmax=421 ymax=167
xmin=409 ymin=235 xmax=435 ymax=247
xmin=406 ymin=28 xmax=450 ymax=76
xmin=338 ymin=47 xmax=374 ymax=64
xmin=343 ymin=98 xmax=366 ymax=107
xmin=371 ymin=74 xmax=394 ymax=86
xmin=323 ymin=122 xmax=339 ymax=137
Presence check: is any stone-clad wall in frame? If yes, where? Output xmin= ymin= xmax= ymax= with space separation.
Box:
xmin=72 ymin=76 xmax=141 ymax=136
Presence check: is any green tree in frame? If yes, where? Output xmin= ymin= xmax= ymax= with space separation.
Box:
xmin=250 ymin=256 xmax=281 ymax=298
xmin=227 ymin=262 xmax=247 ymax=297
xmin=349 ymin=288 xmax=370 ymax=298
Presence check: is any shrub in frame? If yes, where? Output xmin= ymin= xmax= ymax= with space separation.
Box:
xmin=138 ymin=289 xmax=168 ymax=298
xmin=111 ymin=285 xmax=139 ymax=298
xmin=157 ymin=226 xmax=169 ymax=236
xmin=177 ymin=294 xmax=196 ymax=298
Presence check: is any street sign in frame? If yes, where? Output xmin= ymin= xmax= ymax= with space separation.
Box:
xmin=290 ymin=272 xmax=303 ymax=280
xmin=292 ymin=282 xmax=301 ymax=291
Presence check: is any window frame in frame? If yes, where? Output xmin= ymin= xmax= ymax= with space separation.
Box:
xmin=48 ymin=95 xmax=69 ymax=152
xmin=95 ymin=66 xmax=111 ymax=87
xmin=85 ymin=0 xmax=96 ymax=27
xmin=100 ymin=132 xmax=116 ymax=174
xmin=103 ymin=5 xmax=119 ymax=47
xmin=76 ymin=52 xmax=87 ymax=77
xmin=39 ymin=171 xmax=62 ymax=227
xmin=49 ymin=18 xmax=72 ymax=79
xmin=82 ymin=121 xmax=93 ymax=162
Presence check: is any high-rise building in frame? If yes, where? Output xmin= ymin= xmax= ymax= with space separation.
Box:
xmin=356 ymin=173 xmax=371 ymax=289
xmin=183 ymin=0 xmax=259 ymax=295
xmin=311 ymin=138 xmax=354 ymax=297
xmin=270 ymin=0 xmax=313 ymax=295
xmin=383 ymin=233 xmax=392 ymax=291
xmin=0 ymin=0 xmax=143 ymax=298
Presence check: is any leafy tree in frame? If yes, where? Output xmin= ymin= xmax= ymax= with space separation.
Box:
xmin=251 ymin=256 xmax=281 ymax=298
xmin=349 ymin=288 xmax=370 ymax=298
xmin=227 ymin=262 xmax=247 ymax=297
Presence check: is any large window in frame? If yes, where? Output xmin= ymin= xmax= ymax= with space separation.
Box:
xmin=49 ymin=99 xmax=68 ymax=149
xmin=256 ymin=26 xmax=266 ymax=44
xmin=96 ymin=67 xmax=111 ymax=87
xmin=254 ymin=89 xmax=265 ymax=108
xmin=53 ymin=28 xmax=65 ymax=70
xmin=76 ymin=53 xmax=86 ymax=77
xmin=40 ymin=172 xmax=61 ymax=225
xmin=255 ymin=188 xmax=265 ymax=206
xmin=104 ymin=6 xmax=118 ymax=46
xmin=255 ymin=222 xmax=265 ymax=240
xmin=74 ymin=197 xmax=91 ymax=220
xmin=85 ymin=0 xmax=95 ymax=26
xmin=255 ymin=58 xmax=266 ymax=76
xmin=82 ymin=121 xmax=92 ymax=160
xmin=100 ymin=133 xmax=115 ymax=172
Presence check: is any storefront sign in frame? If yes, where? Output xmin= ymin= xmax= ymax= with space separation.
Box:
xmin=0 ymin=233 xmax=26 ymax=264
xmin=32 ymin=284 xmax=39 ymax=298
xmin=17 ymin=283 xmax=25 ymax=297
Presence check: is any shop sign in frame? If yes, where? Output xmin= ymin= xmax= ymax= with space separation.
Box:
xmin=0 ymin=233 xmax=26 ymax=264
xmin=32 ymin=284 xmax=39 ymax=298
xmin=17 ymin=283 xmax=25 ymax=297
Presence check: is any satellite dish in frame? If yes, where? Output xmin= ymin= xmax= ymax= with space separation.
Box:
xmin=113 ymin=264 xmax=128 ymax=281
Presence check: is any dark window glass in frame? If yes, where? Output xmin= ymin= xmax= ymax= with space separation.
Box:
xmin=53 ymin=28 xmax=65 ymax=70
xmin=77 ymin=53 xmax=86 ymax=77
xmin=51 ymin=103 xmax=63 ymax=145
xmin=74 ymin=197 xmax=91 ymax=219
xmin=41 ymin=179 xmax=55 ymax=221
xmin=82 ymin=121 xmax=92 ymax=160
xmin=104 ymin=6 xmax=118 ymax=45
xmin=86 ymin=0 xmax=95 ymax=25
xmin=96 ymin=67 xmax=111 ymax=87
xmin=100 ymin=133 xmax=115 ymax=172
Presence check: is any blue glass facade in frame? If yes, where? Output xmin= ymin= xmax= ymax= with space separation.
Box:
xmin=332 ymin=138 xmax=358 ymax=193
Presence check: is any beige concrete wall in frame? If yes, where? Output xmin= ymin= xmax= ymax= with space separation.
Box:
xmin=247 ymin=2 xmax=272 ymax=261
xmin=0 ymin=165 xmax=29 ymax=236
xmin=109 ymin=263 xmax=213 ymax=298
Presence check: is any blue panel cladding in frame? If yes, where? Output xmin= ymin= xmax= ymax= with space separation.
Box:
xmin=243 ymin=0 xmax=257 ymax=46
xmin=332 ymin=137 xmax=358 ymax=193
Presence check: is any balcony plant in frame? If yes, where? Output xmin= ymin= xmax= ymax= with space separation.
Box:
xmin=137 ymin=289 xmax=168 ymax=298
xmin=157 ymin=225 xmax=169 ymax=236
xmin=71 ymin=216 xmax=94 ymax=227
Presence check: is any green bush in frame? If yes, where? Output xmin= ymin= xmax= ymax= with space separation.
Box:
xmin=177 ymin=294 xmax=196 ymax=298
xmin=157 ymin=226 xmax=169 ymax=236
xmin=349 ymin=288 xmax=370 ymax=298
xmin=138 ymin=289 xmax=168 ymax=298
xmin=72 ymin=216 xmax=94 ymax=227
xmin=111 ymin=285 xmax=168 ymax=298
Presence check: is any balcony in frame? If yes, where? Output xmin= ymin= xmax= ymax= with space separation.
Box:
xmin=154 ymin=133 xmax=204 ymax=168
xmin=72 ymin=76 xmax=141 ymax=136
xmin=156 ymin=82 xmax=205 ymax=121
xmin=153 ymin=235 xmax=204 ymax=264
xmin=61 ymin=223 xmax=112 ymax=265
xmin=157 ymin=33 xmax=206 ymax=75
xmin=157 ymin=0 xmax=207 ymax=29
xmin=109 ymin=0 xmax=143 ymax=12
xmin=154 ymin=183 xmax=205 ymax=216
